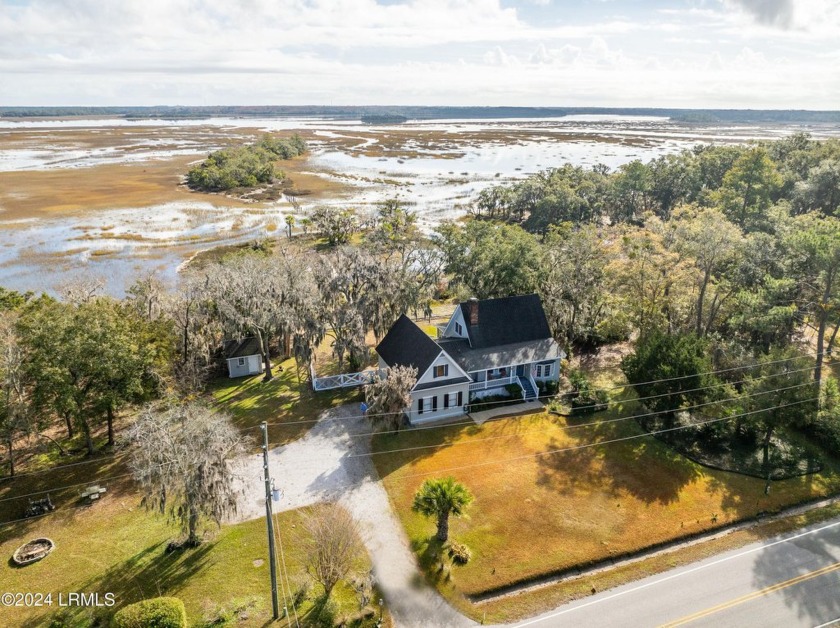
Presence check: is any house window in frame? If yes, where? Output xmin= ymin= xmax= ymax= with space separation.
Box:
xmin=445 ymin=392 xmax=459 ymax=408
xmin=237 ymin=357 xmax=245 ymax=366
xmin=419 ymin=396 xmax=437 ymax=414
xmin=455 ymin=322 xmax=463 ymax=335
xmin=536 ymin=363 xmax=553 ymax=378
xmin=433 ymin=364 xmax=449 ymax=378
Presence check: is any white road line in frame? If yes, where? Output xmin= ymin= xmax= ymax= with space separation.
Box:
xmin=515 ymin=519 xmax=840 ymax=627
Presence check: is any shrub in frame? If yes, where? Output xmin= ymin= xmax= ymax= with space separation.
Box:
xmin=538 ymin=379 xmax=560 ymax=396
xmin=567 ymin=368 xmax=608 ymax=415
xmin=504 ymin=383 xmax=523 ymax=398
xmin=448 ymin=542 xmax=472 ymax=565
xmin=112 ymin=597 xmax=187 ymax=628
xmin=571 ymin=388 xmax=609 ymax=415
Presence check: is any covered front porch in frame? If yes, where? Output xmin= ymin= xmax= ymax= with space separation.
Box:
xmin=468 ymin=363 xmax=538 ymax=400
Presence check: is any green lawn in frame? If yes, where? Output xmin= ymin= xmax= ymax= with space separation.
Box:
xmin=0 ymin=495 xmax=385 ymax=627
xmin=372 ymin=398 xmax=840 ymax=613
xmin=210 ymin=354 xmax=363 ymax=448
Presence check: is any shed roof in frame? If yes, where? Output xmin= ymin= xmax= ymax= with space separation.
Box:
xmin=225 ymin=337 xmax=262 ymax=359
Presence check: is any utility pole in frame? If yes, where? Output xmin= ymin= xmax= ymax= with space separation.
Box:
xmin=261 ymin=421 xmax=280 ymax=620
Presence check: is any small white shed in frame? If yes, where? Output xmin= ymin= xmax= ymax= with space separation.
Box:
xmin=225 ymin=338 xmax=263 ymax=378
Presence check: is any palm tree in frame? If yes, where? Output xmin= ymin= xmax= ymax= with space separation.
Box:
xmin=411 ymin=477 xmax=473 ymax=542
xmin=285 ymin=214 xmax=295 ymax=239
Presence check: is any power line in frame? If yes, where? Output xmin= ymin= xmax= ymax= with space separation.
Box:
xmin=0 ymin=354 xmax=822 ymax=505
xmin=274 ymin=511 xmax=301 ymax=628
xmin=336 ymin=364 xmax=819 ymax=441
xmin=1 ymin=377 xmax=816 ymax=507
xmin=271 ymin=515 xmax=293 ymax=628
xmin=4 ymin=451 xmax=130 ymax=479
xmin=0 ymin=473 xmax=135 ymax=504
xmin=351 ymin=381 xmax=818 ymax=459
xmin=257 ymin=352 xmax=822 ymax=430
xmin=388 ymin=396 xmax=820 ymax=481
xmin=6 ymin=393 xmax=802 ymax=529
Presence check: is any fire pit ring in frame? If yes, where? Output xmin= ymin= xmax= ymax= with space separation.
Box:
xmin=12 ymin=538 xmax=55 ymax=566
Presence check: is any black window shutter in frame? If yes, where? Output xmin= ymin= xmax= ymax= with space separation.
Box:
xmin=432 ymin=396 xmax=438 ymax=411
xmin=444 ymin=364 xmax=449 ymax=376
xmin=418 ymin=397 xmax=424 ymax=415
xmin=444 ymin=395 xmax=449 ymax=409
xmin=457 ymin=391 xmax=463 ymax=406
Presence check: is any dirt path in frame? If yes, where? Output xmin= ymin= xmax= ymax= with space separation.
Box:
xmin=229 ymin=405 xmax=475 ymax=628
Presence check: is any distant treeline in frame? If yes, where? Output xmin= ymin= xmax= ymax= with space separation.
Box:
xmin=3 ymin=105 xmax=840 ymax=124
xmin=186 ymin=134 xmax=306 ymax=192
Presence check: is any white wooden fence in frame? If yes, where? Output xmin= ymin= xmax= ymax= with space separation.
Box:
xmin=311 ymin=368 xmax=381 ymax=391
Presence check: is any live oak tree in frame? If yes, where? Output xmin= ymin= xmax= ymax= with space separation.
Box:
xmin=365 ymin=365 xmax=417 ymax=432
xmin=715 ymin=147 xmax=782 ymax=233
xmin=18 ymin=297 xmax=162 ymax=454
xmin=785 ymin=213 xmax=840 ymax=387
xmin=206 ymin=252 xmax=301 ymax=382
xmin=740 ymin=349 xmax=819 ymax=476
xmin=608 ymin=223 xmax=693 ymax=338
xmin=539 ymin=224 xmax=611 ymax=346
xmin=0 ymin=313 xmax=28 ymax=476
xmin=671 ymin=206 xmax=744 ymax=335
xmin=126 ymin=402 xmax=246 ymax=547
xmin=434 ymin=220 xmax=541 ymax=300
xmin=311 ymin=206 xmax=358 ymax=247
xmin=366 ymin=197 xmax=420 ymax=262
xmin=412 ymin=477 xmax=474 ymax=543
xmin=166 ymin=274 xmax=222 ymax=392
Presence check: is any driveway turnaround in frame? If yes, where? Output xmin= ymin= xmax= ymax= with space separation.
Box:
xmin=230 ymin=406 xmax=475 ymax=628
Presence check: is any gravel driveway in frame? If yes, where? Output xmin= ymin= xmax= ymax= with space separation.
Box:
xmin=229 ymin=405 xmax=475 ymax=628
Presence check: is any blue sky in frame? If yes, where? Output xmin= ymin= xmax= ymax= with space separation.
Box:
xmin=0 ymin=0 xmax=838 ymax=108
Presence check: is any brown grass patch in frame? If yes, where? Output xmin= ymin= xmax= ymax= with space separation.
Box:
xmin=372 ymin=408 xmax=840 ymax=603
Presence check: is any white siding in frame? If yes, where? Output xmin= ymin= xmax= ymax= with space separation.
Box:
xmin=415 ymin=352 xmax=469 ymax=386
xmin=440 ymin=307 xmax=469 ymax=340
xmin=533 ymin=358 xmax=561 ymax=381
xmin=408 ymin=381 xmax=470 ymax=425
xmin=227 ymin=354 xmax=263 ymax=378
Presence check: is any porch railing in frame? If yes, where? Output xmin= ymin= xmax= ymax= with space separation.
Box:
xmin=468 ymin=374 xmax=517 ymax=392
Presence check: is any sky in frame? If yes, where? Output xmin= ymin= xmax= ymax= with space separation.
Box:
xmin=1 ymin=0 xmax=838 ymax=109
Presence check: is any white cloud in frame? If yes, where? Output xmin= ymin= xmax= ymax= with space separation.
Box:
xmin=0 ymin=0 xmax=837 ymax=108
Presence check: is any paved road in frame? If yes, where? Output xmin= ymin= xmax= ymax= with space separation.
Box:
xmin=516 ymin=517 xmax=840 ymax=628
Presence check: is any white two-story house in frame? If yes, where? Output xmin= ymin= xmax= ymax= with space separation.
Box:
xmin=376 ymin=294 xmax=565 ymax=425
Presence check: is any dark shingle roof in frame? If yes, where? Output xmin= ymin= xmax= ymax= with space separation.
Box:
xmin=376 ymin=314 xmax=441 ymax=376
xmin=439 ymin=338 xmax=564 ymax=372
xmin=225 ymin=337 xmax=262 ymax=359
xmin=413 ymin=376 xmax=471 ymax=392
xmin=459 ymin=294 xmax=552 ymax=348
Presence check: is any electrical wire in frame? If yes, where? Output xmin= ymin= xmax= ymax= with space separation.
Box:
xmin=270 ymin=509 xmax=293 ymax=628
xmin=2 ymin=377 xmax=816 ymax=507
xmin=255 ymin=351 xmax=825 ymax=429
xmin=334 ymin=364 xmax=819 ymax=441
xmin=387 ymin=396 xmax=821 ymax=481
xmin=351 ymin=380 xmax=818 ymax=459
xmin=274 ymin=510 xmax=301 ymax=628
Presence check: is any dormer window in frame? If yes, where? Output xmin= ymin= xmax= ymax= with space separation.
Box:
xmin=455 ymin=322 xmax=463 ymax=335
xmin=433 ymin=364 xmax=449 ymax=378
